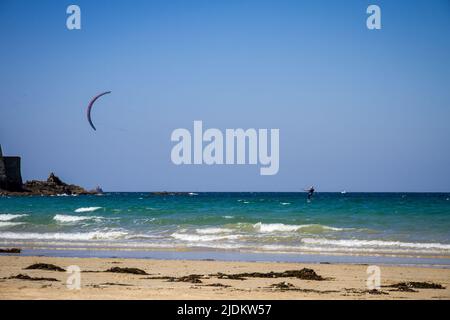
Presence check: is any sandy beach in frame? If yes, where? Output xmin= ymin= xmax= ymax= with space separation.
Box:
xmin=0 ymin=255 xmax=449 ymax=300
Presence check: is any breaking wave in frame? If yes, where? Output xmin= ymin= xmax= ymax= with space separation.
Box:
xmin=301 ymin=238 xmax=450 ymax=250
xmin=53 ymin=214 xmax=102 ymax=223
xmin=0 ymin=222 xmax=25 ymax=228
xmin=195 ymin=227 xmax=233 ymax=235
xmin=253 ymin=222 xmax=344 ymax=233
xmin=171 ymin=232 xmax=241 ymax=242
xmin=0 ymin=231 xmax=127 ymax=241
xmin=74 ymin=207 xmax=102 ymax=213
xmin=0 ymin=214 xmax=28 ymax=221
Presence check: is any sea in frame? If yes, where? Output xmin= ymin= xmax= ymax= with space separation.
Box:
xmin=1 ymin=192 xmax=450 ymax=266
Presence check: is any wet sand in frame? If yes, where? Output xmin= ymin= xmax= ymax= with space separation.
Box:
xmin=0 ymin=256 xmax=449 ymax=300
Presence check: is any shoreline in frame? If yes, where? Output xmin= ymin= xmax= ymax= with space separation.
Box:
xmin=2 ymin=247 xmax=450 ymax=269
xmin=0 ymin=255 xmax=449 ymax=300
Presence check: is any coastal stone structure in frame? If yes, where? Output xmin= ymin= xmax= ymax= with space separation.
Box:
xmin=0 ymin=145 xmax=23 ymax=191
xmin=1 ymin=145 xmax=97 ymax=196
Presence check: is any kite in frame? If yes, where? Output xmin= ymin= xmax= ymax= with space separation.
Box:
xmin=86 ymin=91 xmax=111 ymax=131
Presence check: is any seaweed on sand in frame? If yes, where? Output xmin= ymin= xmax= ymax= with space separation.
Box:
xmin=0 ymin=248 xmax=21 ymax=254
xmin=24 ymin=263 xmax=65 ymax=272
xmin=168 ymin=274 xmax=203 ymax=284
xmin=212 ymin=268 xmax=325 ymax=281
xmin=203 ymin=283 xmax=231 ymax=288
xmin=271 ymin=282 xmax=294 ymax=290
xmin=7 ymin=274 xmax=58 ymax=282
xmin=143 ymin=274 xmax=205 ymax=284
xmin=104 ymin=267 xmax=149 ymax=275
xmin=385 ymin=282 xmax=445 ymax=290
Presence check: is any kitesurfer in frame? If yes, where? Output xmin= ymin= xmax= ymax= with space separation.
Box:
xmin=305 ymin=186 xmax=315 ymax=200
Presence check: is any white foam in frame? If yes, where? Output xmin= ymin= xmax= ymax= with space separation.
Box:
xmin=125 ymin=234 xmax=161 ymax=240
xmin=74 ymin=207 xmax=102 ymax=213
xmin=280 ymin=202 xmax=291 ymax=205
xmin=222 ymin=216 xmax=234 ymax=219
xmin=253 ymin=222 xmax=344 ymax=233
xmin=0 ymin=231 xmax=127 ymax=241
xmin=301 ymin=238 xmax=450 ymax=250
xmin=195 ymin=227 xmax=233 ymax=235
xmin=0 ymin=214 xmax=28 ymax=221
xmin=0 ymin=222 xmax=25 ymax=227
xmin=171 ymin=232 xmax=240 ymax=242
xmin=254 ymin=222 xmax=300 ymax=232
xmin=305 ymin=224 xmax=344 ymax=231
xmin=53 ymin=214 xmax=102 ymax=223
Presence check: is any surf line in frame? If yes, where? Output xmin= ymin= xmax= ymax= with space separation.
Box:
xmin=171 ymin=121 xmax=279 ymax=175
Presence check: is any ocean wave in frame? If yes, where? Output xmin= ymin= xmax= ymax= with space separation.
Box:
xmin=0 ymin=231 xmax=127 ymax=241
xmin=74 ymin=207 xmax=102 ymax=213
xmin=253 ymin=222 xmax=344 ymax=233
xmin=0 ymin=221 xmax=25 ymax=228
xmin=254 ymin=222 xmax=300 ymax=232
xmin=222 ymin=216 xmax=234 ymax=219
xmin=125 ymin=234 xmax=161 ymax=240
xmin=195 ymin=227 xmax=234 ymax=235
xmin=171 ymin=232 xmax=240 ymax=242
xmin=0 ymin=214 xmax=28 ymax=221
xmin=132 ymin=218 xmax=156 ymax=225
xmin=53 ymin=214 xmax=102 ymax=223
xmin=301 ymin=238 xmax=450 ymax=250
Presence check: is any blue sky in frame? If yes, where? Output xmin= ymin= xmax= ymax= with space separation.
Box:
xmin=0 ymin=0 xmax=449 ymax=192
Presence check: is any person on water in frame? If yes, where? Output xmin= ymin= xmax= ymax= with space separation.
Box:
xmin=305 ymin=186 xmax=315 ymax=200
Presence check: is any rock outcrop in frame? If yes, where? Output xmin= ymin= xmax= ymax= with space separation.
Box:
xmin=1 ymin=172 xmax=96 ymax=196
xmin=0 ymin=145 xmax=99 ymax=196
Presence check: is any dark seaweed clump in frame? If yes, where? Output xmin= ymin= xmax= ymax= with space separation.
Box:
xmin=24 ymin=263 xmax=65 ymax=272
xmin=8 ymin=274 xmax=58 ymax=281
xmin=168 ymin=274 xmax=203 ymax=284
xmin=213 ymin=268 xmax=324 ymax=281
xmin=105 ymin=267 xmax=149 ymax=275
xmin=386 ymin=282 xmax=445 ymax=290
xmin=366 ymin=289 xmax=389 ymax=295
xmin=271 ymin=282 xmax=295 ymax=290
xmin=0 ymin=248 xmax=21 ymax=254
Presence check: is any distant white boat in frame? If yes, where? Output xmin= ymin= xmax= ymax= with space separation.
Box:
xmin=341 ymin=190 xmax=347 ymax=194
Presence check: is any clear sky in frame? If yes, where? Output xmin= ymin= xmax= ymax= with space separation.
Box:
xmin=1 ymin=0 xmax=449 ymax=192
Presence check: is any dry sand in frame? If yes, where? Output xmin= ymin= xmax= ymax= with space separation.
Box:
xmin=0 ymin=256 xmax=449 ymax=300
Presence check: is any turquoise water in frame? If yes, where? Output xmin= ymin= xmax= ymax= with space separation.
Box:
xmin=1 ymin=193 xmax=450 ymax=259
